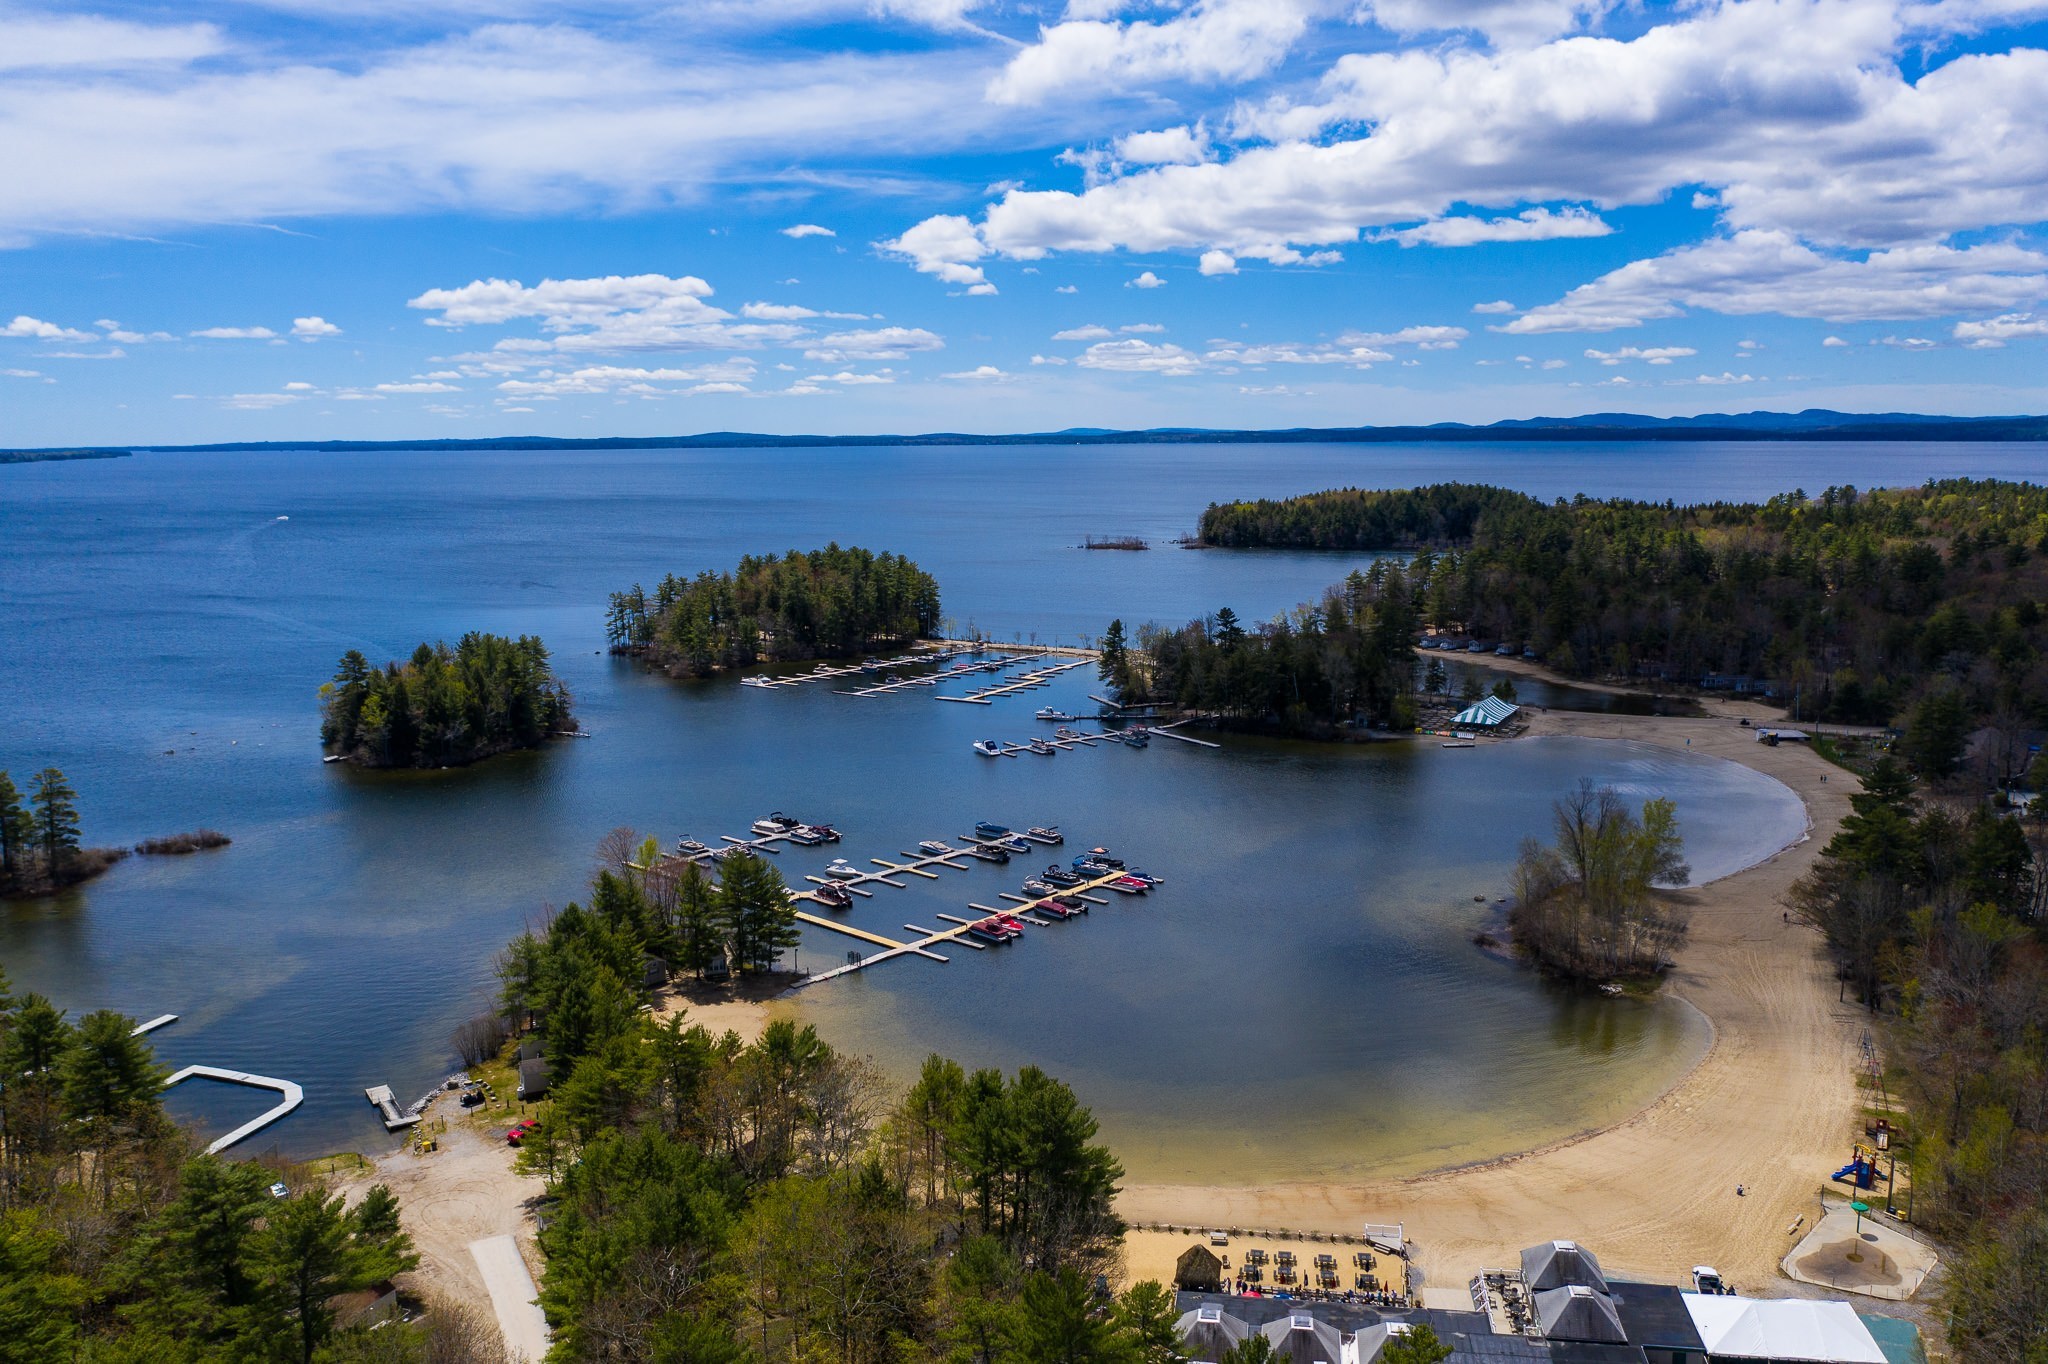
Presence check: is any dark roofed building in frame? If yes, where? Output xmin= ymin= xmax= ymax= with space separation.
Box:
xmin=1175 ymin=1303 xmax=1251 ymax=1363
xmin=517 ymin=1056 xmax=549 ymax=1099
xmin=1523 ymin=1241 xmax=1611 ymax=1295
xmin=1260 ymin=1310 xmax=1348 ymax=1364
xmin=1607 ymin=1280 xmax=1706 ymax=1364
xmin=1175 ymin=1244 xmax=1225 ymax=1293
xmin=1538 ymin=1285 xmax=1628 ymax=1344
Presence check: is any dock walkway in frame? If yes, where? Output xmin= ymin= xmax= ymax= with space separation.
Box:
xmin=162 ymin=1065 xmax=304 ymax=1154
xmin=365 ymin=1084 xmax=423 ymax=1131
xmin=937 ymin=656 xmax=1091 ymax=704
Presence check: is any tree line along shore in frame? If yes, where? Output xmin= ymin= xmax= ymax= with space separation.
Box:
xmin=0 ymin=765 xmax=229 ymax=899
xmin=1149 ymin=478 xmax=2046 ymax=764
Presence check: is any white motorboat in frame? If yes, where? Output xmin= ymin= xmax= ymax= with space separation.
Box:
xmin=972 ymin=739 xmax=1006 ymax=756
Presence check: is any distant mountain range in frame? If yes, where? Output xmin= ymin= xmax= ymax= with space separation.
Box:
xmin=6 ymin=409 xmax=2046 ymax=459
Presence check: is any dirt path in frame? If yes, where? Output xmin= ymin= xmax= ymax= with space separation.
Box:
xmin=333 ymin=1110 xmax=546 ymax=1313
xmin=1119 ymin=709 xmax=1869 ymax=1294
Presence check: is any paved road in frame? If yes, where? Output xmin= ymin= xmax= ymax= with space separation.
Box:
xmin=468 ymin=1234 xmax=550 ymax=1363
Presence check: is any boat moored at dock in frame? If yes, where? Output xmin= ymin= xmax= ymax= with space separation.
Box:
xmin=1026 ymin=825 xmax=1063 ymax=844
xmin=974 ymin=820 xmax=1011 ymax=837
xmin=813 ymin=881 xmax=854 ymax=908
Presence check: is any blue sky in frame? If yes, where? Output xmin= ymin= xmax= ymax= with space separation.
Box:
xmin=4 ymin=0 xmax=2048 ymax=444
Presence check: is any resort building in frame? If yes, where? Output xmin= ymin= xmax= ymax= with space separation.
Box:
xmin=1173 ymin=1236 xmax=1906 ymax=1364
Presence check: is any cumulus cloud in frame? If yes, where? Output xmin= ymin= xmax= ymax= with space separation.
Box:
xmin=802 ymin=325 xmax=944 ymax=361
xmin=496 ymin=361 xmax=757 ymax=397
xmin=1691 ymin=370 xmax=1761 ymax=383
xmin=291 ymin=315 xmax=341 ymax=339
xmin=2 ymin=314 xmax=95 ymax=341
xmin=1074 ymin=338 xmax=1202 ymax=373
xmin=191 ymin=325 xmax=280 ymax=339
xmin=1874 ymin=335 xmax=1937 ymax=348
xmin=1339 ymin=324 xmax=1468 ymax=349
xmin=780 ymin=223 xmax=836 ymax=237
xmin=1953 ymin=312 xmax=2048 ymax=347
xmin=741 ymin=301 xmax=870 ymax=321
xmin=375 ymin=380 xmax=461 ymax=393
xmin=880 ymin=214 xmax=992 ymax=290
xmin=991 ymin=0 xmax=1316 ymax=104
xmin=1503 ymin=232 xmax=2048 ymax=333
xmin=943 ymin=364 xmax=1012 ymax=380
xmin=1114 ymin=123 xmax=1212 ymax=166
xmin=1472 ymin=300 xmax=1517 ymax=314
xmin=891 ymin=0 xmax=2048 ymax=304
xmin=1823 ymin=334 xmax=1850 ymax=346
xmin=1126 ymin=270 xmax=1166 ymax=288
xmin=1381 ymin=206 xmax=1612 ymax=248
xmin=1199 ymin=249 xmax=1238 ymax=276
xmin=408 ymin=273 xmax=809 ymax=353
xmin=0 ymin=14 xmax=224 ymax=71
xmin=1584 ymin=345 xmax=1698 ymax=365
xmin=1052 ymin=324 xmax=1114 ymax=340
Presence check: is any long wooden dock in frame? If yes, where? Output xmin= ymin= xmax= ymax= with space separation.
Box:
xmin=742 ymin=648 xmax=968 ymax=690
xmin=163 ymin=1065 xmax=304 ymax=1154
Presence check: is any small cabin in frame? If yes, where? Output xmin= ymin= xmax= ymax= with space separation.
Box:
xmin=1174 ymin=1243 xmax=1225 ymax=1293
xmin=517 ymin=1057 xmax=549 ymax=1100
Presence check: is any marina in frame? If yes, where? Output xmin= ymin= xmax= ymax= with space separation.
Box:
xmin=740 ymin=648 xmax=969 ymax=690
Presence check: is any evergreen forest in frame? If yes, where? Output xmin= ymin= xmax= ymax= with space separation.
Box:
xmin=604 ymin=545 xmax=941 ymax=677
xmin=1188 ymin=479 xmax=2048 ymax=737
xmin=319 ymin=634 xmax=573 ymax=769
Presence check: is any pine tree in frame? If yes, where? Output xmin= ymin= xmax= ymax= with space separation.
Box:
xmin=716 ymin=853 xmax=798 ymax=973
xmin=29 ymin=768 xmax=80 ymax=880
xmin=0 ymin=771 xmax=31 ymax=885
xmin=674 ymin=861 xmax=721 ymax=978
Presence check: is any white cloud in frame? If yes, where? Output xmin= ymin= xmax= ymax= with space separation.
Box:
xmin=1952 ymin=312 xmax=2048 ymax=347
xmin=942 ymin=364 xmax=1012 ymax=380
xmin=1126 ymin=270 xmax=1165 ymax=288
xmin=893 ymin=1 xmax=2048 ymax=301
xmin=1338 ymin=325 xmax=1468 ymax=349
xmin=740 ymin=301 xmax=869 ymax=321
xmin=2 ymin=314 xmax=94 ymax=341
xmin=1029 ymin=353 xmax=1067 ymax=364
xmin=1199 ymin=249 xmax=1238 ymax=276
xmin=1691 ymin=370 xmax=1761 ymax=383
xmin=495 ymin=361 xmax=757 ymax=397
xmin=1120 ymin=322 xmax=1164 ymax=333
xmin=291 ymin=315 xmax=341 ymax=339
xmin=1362 ymin=0 xmax=1614 ymax=47
xmin=1737 ymin=339 xmax=1762 ymax=350
xmin=804 ymin=369 xmax=894 ymax=384
xmin=408 ymin=273 xmax=808 ymax=353
xmin=1055 ymin=284 xmax=1078 ymax=294
xmin=991 ymin=0 xmax=1316 ymax=104
xmin=1471 ymin=299 xmax=1516 ymax=314
xmin=1052 ymin=324 xmax=1114 ymax=340
xmin=802 ymin=325 xmax=944 ymax=361
xmin=191 ymin=326 xmax=280 ymax=339
xmin=0 ymin=14 xmax=224 ymax=71
xmin=1540 ymin=358 xmax=1566 ymax=369
xmin=880 ymin=214 xmax=992 ymax=290
xmin=3 ymin=367 xmax=46 ymax=378
xmin=220 ymin=391 xmax=307 ymax=410
xmin=1074 ymin=338 xmax=1202 ymax=374
xmin=283 ymin=380 xmax=317 ymax=390
xmin=1207 ymin=340 xmax=1391 ymax=366
xmin=1822 ymin=335 xmax=1850 ymax=346
xmin=1584 ymin=345 xmax=1698 ymax=365
xmin=1503 ymin=232 xmax=2048 ymax=333
xmin=375 ymin=380 xmax=461 ymax=393
xmin=1382 ymin=206 xmax=1612 ymax=248
xmin=780 ymin=223 xmax=836 ymax=238
xmin=1114 ymin=123 xmax=1212 ymax=167
xmin=1873 ymin=335 xmax=1937 ymax=349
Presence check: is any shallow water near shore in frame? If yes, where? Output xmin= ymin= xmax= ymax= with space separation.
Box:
xmin=0 ymin=439 xmax=1959 ymax=1166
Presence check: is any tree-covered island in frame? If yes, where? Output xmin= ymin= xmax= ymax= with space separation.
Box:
xmin=319 ymin=633 xmax=573 ymax=769
xmin=605 ymin=545 xmax=941 ymax=677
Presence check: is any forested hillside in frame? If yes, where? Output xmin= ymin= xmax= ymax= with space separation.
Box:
xmin=605 ymin=545 xmax=941 ymax=677
xmin=319 ymin=634 xmax=573 ymax=769
xmin=1188 ymin=480 xmax=2048 ymax=736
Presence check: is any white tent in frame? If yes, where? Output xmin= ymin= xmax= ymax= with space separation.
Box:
xmin=1681 ymin=1294 xmax=1886 ymax=1363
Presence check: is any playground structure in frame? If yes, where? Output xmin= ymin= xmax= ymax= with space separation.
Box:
xmin=1831 ymin=1144 xmax=1889 ymax=1191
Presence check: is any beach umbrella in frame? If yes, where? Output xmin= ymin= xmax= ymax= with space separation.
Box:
xmin=1848 ymin=1200 xmax=1871 ymax=1262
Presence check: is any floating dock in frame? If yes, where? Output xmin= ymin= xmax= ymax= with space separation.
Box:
xmin=788 ymin=860 xmax=1149 ymax=989
xmin=163 ymin=1065 xmax=304 ymax=1154
xmin=365 ymin=1084 xmax=423 ymax=1131
xmin=131 ymin=1013 xmax=179 ymax=1037
xmin=741 ymin=648 xmax=968 ymax=690
xmin=937 ymin=656 xmax=1092 ymax=704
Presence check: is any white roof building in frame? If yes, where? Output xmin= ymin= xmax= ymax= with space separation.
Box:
xmin=1681 ymin=1294 xmax=1887 ymax=1363
xmin=1451 ymin=695 xmax=1521 ymax=728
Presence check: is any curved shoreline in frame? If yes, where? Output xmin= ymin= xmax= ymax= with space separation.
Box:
xmin=1119 ymin=701 xmax=1864 ymax=1292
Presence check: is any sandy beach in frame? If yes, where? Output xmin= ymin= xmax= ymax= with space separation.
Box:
xmin=1120 ymin=700 xmax=1867 ymax=1294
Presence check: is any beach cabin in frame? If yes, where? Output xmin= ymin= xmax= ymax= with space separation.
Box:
xmin=1175 ymin=1243 xmax=1226 ymax=1293
xmin=517 ymin=1057 xmax=549 ymax=1100
xmin=1175 ymin=1304 xmax=1250 ymax=1362
xmin=1451 ymin=695 xmax=1521 ymax=730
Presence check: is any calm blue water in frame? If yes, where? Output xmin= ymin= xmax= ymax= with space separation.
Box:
xmin=2 ymin=441 xmax=2032 ymax=1174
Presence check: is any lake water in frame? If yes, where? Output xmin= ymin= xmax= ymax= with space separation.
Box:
xmin=3 ymin=440 xmax=2034 ymax=1174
